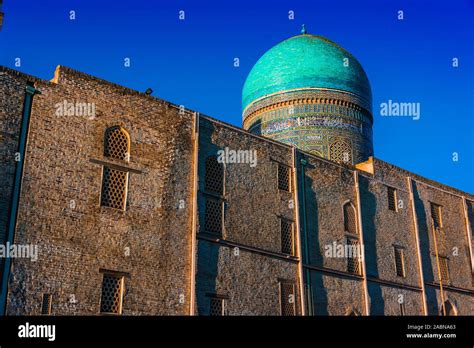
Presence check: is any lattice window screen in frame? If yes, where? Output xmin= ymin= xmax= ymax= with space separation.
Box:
xmin=278 ymin=164 xmax=290 ymax=192
xmin=344 ymin=202 xmax=357 ymax=235
xmin=104 ymin=126 xmax=130 ymax=161
xmin=439 ymin=256 xmax=450 ymax=284
xmin=468 ymin=201 xmax=474 ymax=238
xmin=281 ymin=219 xmax=294 ymax=256
xmin=388 ymin=187 xmax=397 ymax=211
xmin=209 ymin=297 xmax=225 ymax=316
xmin=330 ymin=139 xmax=352 ymax=164
xmin=205 ymin=156 xmax=224 ymax=195
xmin=394 ymin=247 xmax=405 ymax=277
xmin=347 ymin=238 xmax=361 ymax=275
xmin=204 ymin=199 xmax=222 ymax=236
xmin=431 ymin=203 xmax=442 ymax=229
xmin=100 ymin=273 xmax=124 ymax=314
xmin=100 ymin=167 xmax=128 ymax=210
xmin=279 ymin=282 xmax=296 ymax=316
xmin=41 ymin=294 xmax=52 ymax=315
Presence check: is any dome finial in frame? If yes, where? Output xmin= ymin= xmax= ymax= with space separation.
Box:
xmin=301 ymin=24 xmax=307 ymax=35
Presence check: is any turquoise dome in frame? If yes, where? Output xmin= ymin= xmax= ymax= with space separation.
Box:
xmin=242 ymin=34 xmax=372 ymax=111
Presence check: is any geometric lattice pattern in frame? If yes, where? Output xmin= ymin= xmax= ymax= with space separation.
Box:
xmin=431 ymin=203 xmax=442 ymax=229
xmin=279 ymin=282 xmax=296 ymax=316
xmin=394 ymin=247 xmax=405 ymax=277
xmin=387 ymin=187 xmax=397 ymax=212
xmin=346 ymin=238 xmax=361 ymax=275
xmin=343 ymin=202 xmax=357 ymax=235
xmin=41 ymin=293 xmax=52 ymax=315
xmin=205 ymin=156 xmax=224 ymax=195
xmin=278 ymin=163 xmax=290 ymax=192
xmin=280 ymin=219 xmax=294 ymax=256
xmin=209 ymin=297 xmax=225 ymax=316
xmin=104 ymin=126 xmax=130 ymax=161
xmin=100 ymin=273 xmax=124 ymax=314
xmin=100 ymin=167 xmax=128 ymax=210
xmin=204 ymin=199 xmax=222 ymax=236
xmin=438 ymin=256 xmax=450 ymax=284
xmin=330 ymin=139 xmax=352 ymax=165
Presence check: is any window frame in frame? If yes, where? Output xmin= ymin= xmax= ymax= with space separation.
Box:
xmin=438 ymin=255 xmax=450 ymax=285
xmin=387 ymin=186 xmax=398 ymax=212
xmin=393 ymin=245 xmax=406 ymax=278
xmin=278 ymin=281 xmax=296 ymax=316
xmin=99 ymin=272 xmax=125 ymax=315
xmin=343 ymin=201 xmax=358 ymax=236
xmin=205 ymin=293 xmax=228 ymax=316
xmin=41 ymin=293 xmax=52 ymax=315
xmin=100 ymin=126 xmax=132 ymax=211
xmin=346 ymin=237 xmax=361 ymax=275
xmin=104 ymin=126 xmax=131 ymax=162
xmin=277 ymin=162 xmax=291 ymax=193
xmin=203 ymin=198 xmax=224 ymax=237
xmin=430 ymin=202 xmax=443 ymax=229
xmin=204 ymin=155 xmax=225 ymax=196
xmin=99 ymin=166 xmax=130 ymax=211
xmin=280 ymin=218 xmax=295 ymax=256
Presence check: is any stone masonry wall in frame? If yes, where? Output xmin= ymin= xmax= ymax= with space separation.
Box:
xmin=372 ymin=159 xmax=473 ymax=315
xmin=5 ymin=66 xmax=195 ymax=315
xmin=0 ymin=66 xmax=472 ymax=316
xmin=0 ymin=68 xmax=31 ymax=282
xmin=195 ymin=117 xmax=302 ymax=315
xmin=296 ymin=152 xmax=366 ymax=315
xmin=411 ymin=179 xmax=473 ymax=315
xmin=359 ymin=162 xmax=424 ymax=315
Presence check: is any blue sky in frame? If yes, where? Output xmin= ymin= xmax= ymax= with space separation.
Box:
xmin=1 ymin=0 xmax=473 ymax=193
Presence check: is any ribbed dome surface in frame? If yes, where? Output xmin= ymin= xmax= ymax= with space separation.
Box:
xmin=242 ymin=34 xmax=371 ymax=111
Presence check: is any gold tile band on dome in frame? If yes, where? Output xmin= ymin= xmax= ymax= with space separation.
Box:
xmin=243 ymin=91 xmax=373 ymax=133
xmin=244 ymin=104 xmax=371 ymax=130
xmin=243 ymin=87 xmax=372 ymax=119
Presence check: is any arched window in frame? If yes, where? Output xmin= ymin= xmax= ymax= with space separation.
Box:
xmin=100 ymin=126 xmax=131 ymax=210
xmin=343 ymin=202 xmax=357 ymax=235
xmin=330 ymin=139 xmax=352 ymax=165
xmin=205 ymin=156 xmax=224 ymax=195
xmin=104 ymin=126 xmax=130 ymax=161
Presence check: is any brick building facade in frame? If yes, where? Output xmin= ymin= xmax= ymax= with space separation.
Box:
xmin=0 ymin=64 xmax=473 ymax=316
